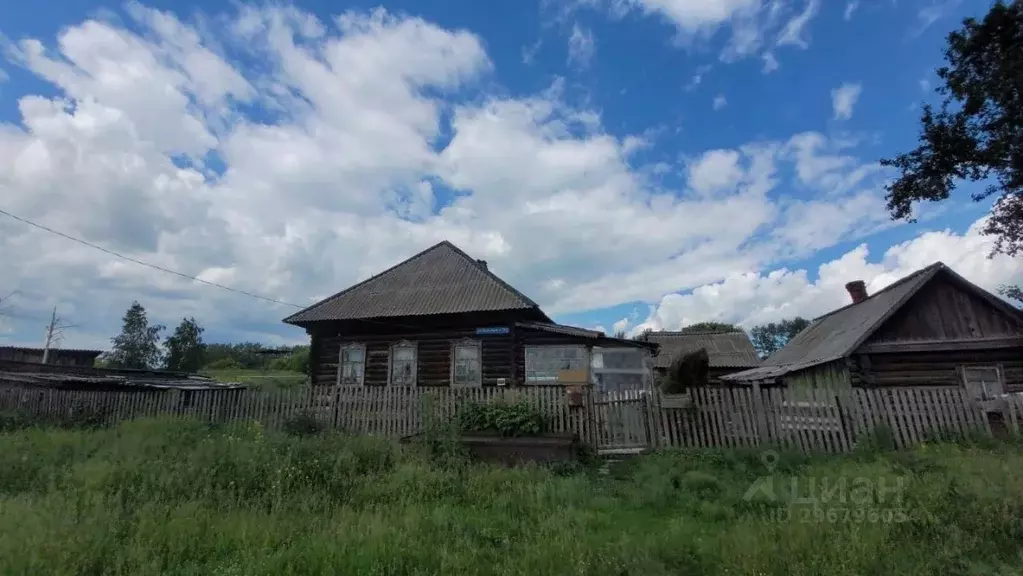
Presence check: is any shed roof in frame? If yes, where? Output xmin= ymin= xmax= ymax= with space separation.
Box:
xmin=722 ymin=262 xmax=1023 ymax=382
xmin=516 ymin=322 xmax=660 ymax=351
xmin=284 ymin=241 xmax=548 ymax=324
xmin=643 ymin=330 xmax=760 ymax=369
xmin=0 ymin=346 xmax=103 ymax=357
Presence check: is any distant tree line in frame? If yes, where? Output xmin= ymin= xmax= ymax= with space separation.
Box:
xmin=100 ymin=301 xmax=308 ymax=373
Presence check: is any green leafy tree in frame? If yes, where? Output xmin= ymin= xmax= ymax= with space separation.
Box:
xmin=749 ymin=317 xmax=811 ymax=359
xmin=109 ymin=301 xmax=164 ymax=369
xmin=164 ymin=317 xmax=206 ymax=372
xmin=679 ymin=322 xmax=742 ymax=333
xmin=880 ymin=1 xmax=1023 ymax=301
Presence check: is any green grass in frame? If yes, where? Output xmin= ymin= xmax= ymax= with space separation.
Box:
xmin=2 ymin=419 xmax=1023 ymax=575
xmin=202 ymin=368 xmax=309 ymax=390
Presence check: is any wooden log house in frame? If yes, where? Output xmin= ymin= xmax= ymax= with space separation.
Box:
xmin=721 ymin=262 xmax=1023 ymax=401
xmin=284 ymin=241 xmax=657 ymax=389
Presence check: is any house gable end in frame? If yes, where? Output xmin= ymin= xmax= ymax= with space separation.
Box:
xmin=866 ymin=272 xmax=1023 ymax=345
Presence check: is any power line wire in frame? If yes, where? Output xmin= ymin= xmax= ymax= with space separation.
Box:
xmin=0 ymin=208 xmax=303 ymax=309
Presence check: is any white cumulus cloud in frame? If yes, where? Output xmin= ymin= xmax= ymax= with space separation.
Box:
xmin=831 ymin=82 xmax=862 ymax=120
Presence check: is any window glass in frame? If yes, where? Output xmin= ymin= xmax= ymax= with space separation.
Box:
xmin=525 ymin=346 xmax=587 ymax=383
xmin=453 ymin=341 xmax=481 ymax=387
xmin=339 ymin=345 xmax=365 ymax=386
xmin=391 ymin=343 xmax=416 ymax=386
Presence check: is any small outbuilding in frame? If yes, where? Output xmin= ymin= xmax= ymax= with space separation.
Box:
xmin=0 ymin=346 xmax=103 ymax=367
xmin=642 ymin=330 xmax=760 ymax=381
xmin=721 ymin=262 xmax=1023 ymax=401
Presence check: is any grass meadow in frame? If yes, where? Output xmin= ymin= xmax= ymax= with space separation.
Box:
xmin=1 ymin=417 xmax=1022 ymax=575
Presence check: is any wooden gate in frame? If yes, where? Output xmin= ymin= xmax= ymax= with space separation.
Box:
xmin=593 ymin=391 xmax=651 ymax=454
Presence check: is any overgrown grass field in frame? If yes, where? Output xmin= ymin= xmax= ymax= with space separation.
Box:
xmin=2 ymin=418 xmax=1022 ymax=575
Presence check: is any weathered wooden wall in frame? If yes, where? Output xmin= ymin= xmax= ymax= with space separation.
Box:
xmin=867 ymin=277 xmax=1023 ymax=342
xmin=307 ymin=313 xmax=617 ymax=388
xmin=781 ymin=361 xmax=852 ymax=392
xmin=856 ymin=349 xmax=1023 ymax=392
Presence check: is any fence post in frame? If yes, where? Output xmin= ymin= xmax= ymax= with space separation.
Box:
xmin=750 ymin=381 xmax=770 ymax=444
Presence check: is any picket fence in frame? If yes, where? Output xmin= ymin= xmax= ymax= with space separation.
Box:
xmin=649 ymin=386 xmax=1023 ymax=453
xmin=2 ymin=383 xmax=1022 ymax=455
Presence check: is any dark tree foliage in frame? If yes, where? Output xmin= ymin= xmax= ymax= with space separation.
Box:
xmin=203 ymin=342 xmax=308 ymax=370
xmin=749 ymin=317 xmax=811 ymax=359
xmin=678 ymin=322 xmax=743 ymax=333
xmin=108 ymin=301 xmax=164 ymax=369
xmin=881 ymin=1 xmax=1023 ymax=257
xmin=661 ymin=349 xmax=710 ymax=394
xmin=164 ymin=317 xmax=206 ymax=373
xmin=1000 ymin=284 xmax=1023 ymax=306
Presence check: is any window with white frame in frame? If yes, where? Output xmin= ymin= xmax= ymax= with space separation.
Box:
xmin=390 ymin=341 xmax=417 ymax=386
xmin=338 ymin=344 xmax=365 ymax=386
xmin=961 ymin=365 xmax=1004 ymax=400
xmin=452 ymin=339 xmax=482 ymax=387
xmin=525 ymin=345 xmax=588 ymax=383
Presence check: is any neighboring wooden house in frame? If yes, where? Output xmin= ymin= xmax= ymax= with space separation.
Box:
xmin=643 ymin=330 xmax=760 ymax=381
xmin=721 ymin=262 xmax=1023 ymax=401
xmin=0 ymin=346 xmax=102 ymax=367
xmin=284 ymin=241 xmax=657 ymax=388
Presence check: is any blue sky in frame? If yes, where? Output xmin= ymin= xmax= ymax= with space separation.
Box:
xmin=0 ymin=0 xmax=1017 ymax=349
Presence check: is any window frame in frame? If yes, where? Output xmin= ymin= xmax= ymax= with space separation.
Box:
xmin=337 ymin=343 xmax=367 ymax=387
xmin=524 ymin=344 xmax=589 ymax=384
xmin=450 ymin=338 xmax=483 ymax=388
xmin=960 ymin=364 xmax=1005 ymax=401
xmin=388 ymin=340 xmax=418 ymax=387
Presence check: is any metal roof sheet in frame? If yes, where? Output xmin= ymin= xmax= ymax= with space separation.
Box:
xmin=643 ymin=330 xmax=761 ymax=369
xmin=284 ymin=241 xmax=545 ymax=324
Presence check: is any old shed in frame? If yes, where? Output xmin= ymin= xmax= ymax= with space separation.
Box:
xmin=722 ymin=262 xmax=1023 ymax=401
xmin=642 ymin=330 xmax=760 ymax=381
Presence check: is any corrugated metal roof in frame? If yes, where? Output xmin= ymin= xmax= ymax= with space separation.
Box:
xmin=516 ymin=322 xmax=604 ymax=339
xmin=515 ymin=322 xmax=660 ymax=351
xmin=644 ymin=331 xmax=760 ymax=369
xmin=721 ymin=262 xmax=1018 ymax=382
xmin=0 ymin=346 xmax=104 ymax=356
xmin=284 ymin=241 xmax=546 ymax=324
xmin=0 ymin=371 xmax=246 ymax=390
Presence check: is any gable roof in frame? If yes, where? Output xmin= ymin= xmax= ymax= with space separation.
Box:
xmin=284 ymin=241 xmax=548 ymax=324
xmin=722 ymin=262 xmax=1023 ymax=382
xmin=644 ymin=330 xmax=760 ymax=369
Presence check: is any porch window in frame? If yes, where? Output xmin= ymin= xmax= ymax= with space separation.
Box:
xmin=961 ymin=365 xmax=1004 ymax=401
xmin=525 ymin=345 xmax=587 ymax=383
xmin=451 ymin=339 xmax=481 ymax=388
xmin=390 ymin=341 xmax=417 ymax=386
xmin=338 ymin=344 xmax=365 ymax=386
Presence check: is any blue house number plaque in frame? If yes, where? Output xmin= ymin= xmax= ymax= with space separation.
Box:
xmin=475 ymin=326 xmax=510 ymax=335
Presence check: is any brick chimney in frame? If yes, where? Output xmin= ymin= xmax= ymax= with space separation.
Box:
xmin=845 ymin=280 xmax=868 ymax=304
xmin=476 ymin=259 xmax=488 ymax=270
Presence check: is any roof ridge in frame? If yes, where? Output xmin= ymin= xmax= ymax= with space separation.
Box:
xmin=283 ymin=241 xmax=451 ymax=323
xmin=283 ymin=240 xmax=550 ymax=324
xmin=435 ymin=241 xmax=544 ymax=312
xmin=809 ymin=261 xmax=945 ymax=323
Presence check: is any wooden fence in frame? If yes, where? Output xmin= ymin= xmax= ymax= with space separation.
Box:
xmin=3 ymin=383 xmax=1023 ymax=455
